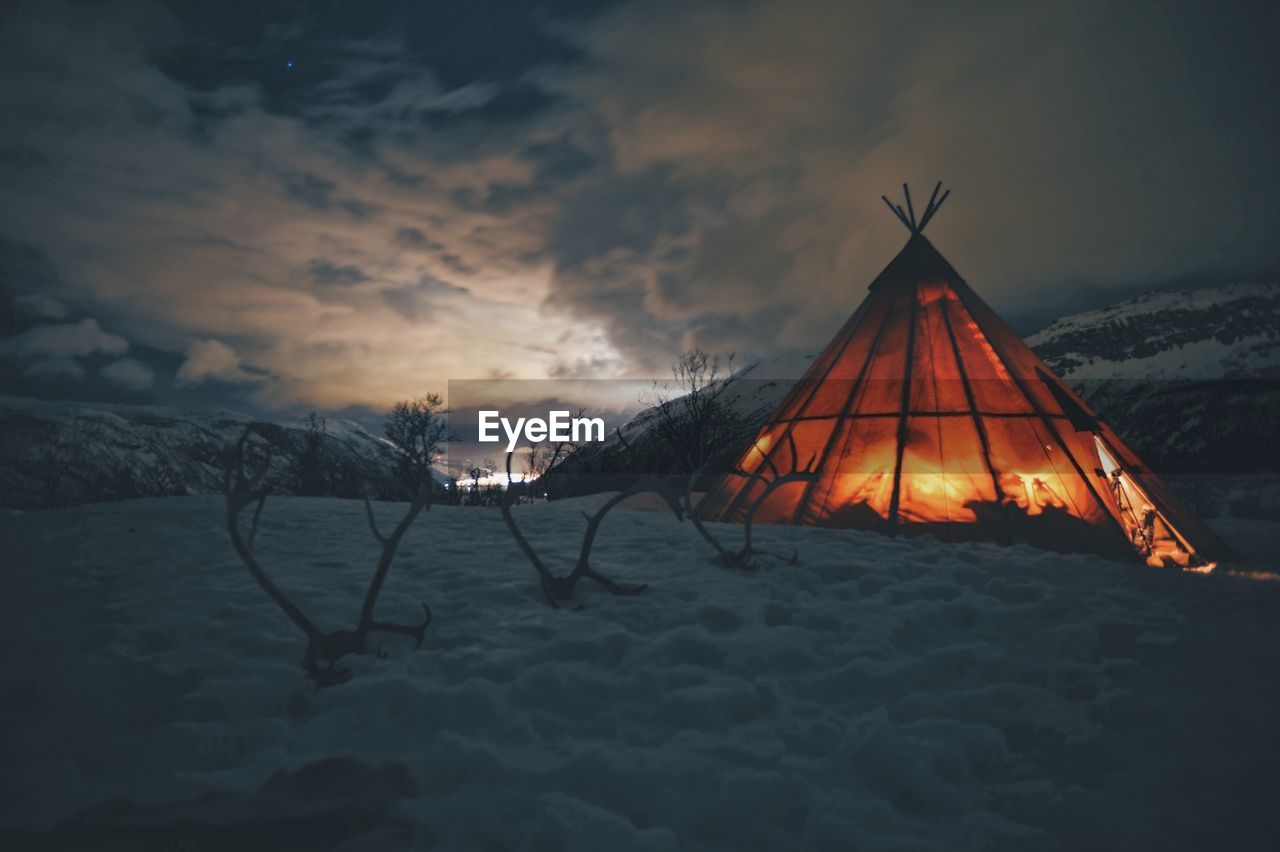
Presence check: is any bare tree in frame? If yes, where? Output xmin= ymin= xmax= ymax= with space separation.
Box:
xmin=384 ymin=393 xmax=449 ymax=495
xmin=293 ymin=411 xmax=329 ymax=497
xmin=466 ymin=464 xmax=486 ymax=505
xmin=646 ymin=349 xmax=747 ymax=474
xmin=224 ymin=424 xmax=433 ymax=686
xmin=523 ymin=407 xmax=582 ymax=497
xmin=500 ymin=449 xmax=685 ymax=607
xmin=137 ymin=451 xmax=183 ymax=497
xmin=524 ymin=441 xmax=564 ymax=482
xmin=636 ymin=349 xmax=763 ymax=566
xmin=639 ymin=349 xmax=820 ymax=569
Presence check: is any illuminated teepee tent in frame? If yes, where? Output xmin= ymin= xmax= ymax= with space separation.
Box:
xmin=697 ymin=183 xmax=1228 ymax=569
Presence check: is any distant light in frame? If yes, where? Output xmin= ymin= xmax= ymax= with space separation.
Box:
xmin=286 ymin=60 xmax=294 ymax=69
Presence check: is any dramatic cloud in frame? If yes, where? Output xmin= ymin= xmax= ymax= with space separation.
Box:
xmin=100 ymin=357 xmax=154 ymax=391
xmin=1 ymin=318 xmax=128 ymax=360
xmin=0 ymin=1 xmax=600 ymax=410
xmin=21 ymin=356 xmax=85 ymax=381
xmin=0 ymin=0 xmax=1276 ymax=413
xmin=539 ymin=0 xmax=1280 ymax=361
xmin=13 ymin=293 xmax=67 ymax=320
xmin=176 ymin=340 xmax=260 ymax=385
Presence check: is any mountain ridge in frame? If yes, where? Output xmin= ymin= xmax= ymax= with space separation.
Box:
xmin=0 ymin=395 xmax=404 ymax=510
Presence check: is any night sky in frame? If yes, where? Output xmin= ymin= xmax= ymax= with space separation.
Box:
xmin=1 ymin=0 xmax=1278 ymax=420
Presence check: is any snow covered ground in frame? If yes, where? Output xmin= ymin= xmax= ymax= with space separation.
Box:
xmin=2 ymin=496 xmax=1278 ymax=850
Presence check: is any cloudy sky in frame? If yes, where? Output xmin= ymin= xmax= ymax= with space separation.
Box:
xmin=1 ymin=0 xmax=1277 ymax=420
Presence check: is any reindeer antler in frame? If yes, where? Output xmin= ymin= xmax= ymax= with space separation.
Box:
xmin=501 ymin=448 xmax=685 ymax=607
xmin=224 ymin=425 xmax=433 ymax=686
xmin=225 ymin=426 xmax=324 ymax=644
xmin=736 ymin=431 xmax=818 ymax=562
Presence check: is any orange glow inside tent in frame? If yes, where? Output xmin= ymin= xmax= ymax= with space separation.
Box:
xmin=695 ymin=183 xmax=1228 ymax=569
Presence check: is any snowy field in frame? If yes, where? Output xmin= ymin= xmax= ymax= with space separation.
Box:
xmin=2 ymin=496 xmax=1279 ymax=851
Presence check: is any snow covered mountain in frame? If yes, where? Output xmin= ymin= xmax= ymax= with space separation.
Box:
xmin=1026 ymin=282 xmax=1280 ymax=488
xmin=1025 ymin=282 xmax=1280 ymax=382
xmin=0 ymin=396 xmax=403 ymax=510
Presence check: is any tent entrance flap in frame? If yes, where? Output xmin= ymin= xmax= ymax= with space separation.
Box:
xmin=1094 ymin=435 xmax=1215 ymax=571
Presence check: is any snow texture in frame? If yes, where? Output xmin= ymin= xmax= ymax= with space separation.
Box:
xmin=2 ymin=495 xmax=1278 ymax=850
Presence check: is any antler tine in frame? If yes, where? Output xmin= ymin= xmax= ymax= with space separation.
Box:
xmin=221 ymin=418 xmax=438 ymax=687
xmin=223 ymin=425 xmax=323 ymax=650
xmin=501 ymin=448 xmax=558 ymax=599
xmin=784 ymin=430 xmax=799 ymax=473
xmin=566 ymin=472 xmax=684 ymax=598
xmin=225 ymin=426 xmax=274 ymax=515
xmin=247 ymin=491 xmax=267 ymax=550
xmin=367 ymin=602 xmax=433 ymax=648
xmin=363 ymin=496 xmax=387 ymax=544
xmin=902 ymin=183 xmax=916 ymax=230
xmin=228 ymin=426 xmax=273 ymax=492
xmin=761 ymin=448 xmax=781 ymax=480
xmin=223 ymin=432 xmax=239 ymax=494
xmin=224 ymin=427 xmax=251 ymax=494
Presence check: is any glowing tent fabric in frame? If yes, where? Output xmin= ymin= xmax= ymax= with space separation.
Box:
xmin=696 ymin=214 xmax=1228 ymax=568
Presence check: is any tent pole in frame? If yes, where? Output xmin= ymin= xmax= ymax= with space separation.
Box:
xmin=716 ymin=300 xmax=881 ymax=524
xmin=882 ymin=196 xmax=911 ymax=230
xmin=785 ymin=297 xmax=899 ymax=526
xmin=951 ymin=281 xmax=1127 ymax=551
xmin=924 ymin=181 xmax=942 ymax=220
xmin=887 ymin=286 xmax=922 ymax=536
xmin=938 ymin=294 xmax=1014 ymax=541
